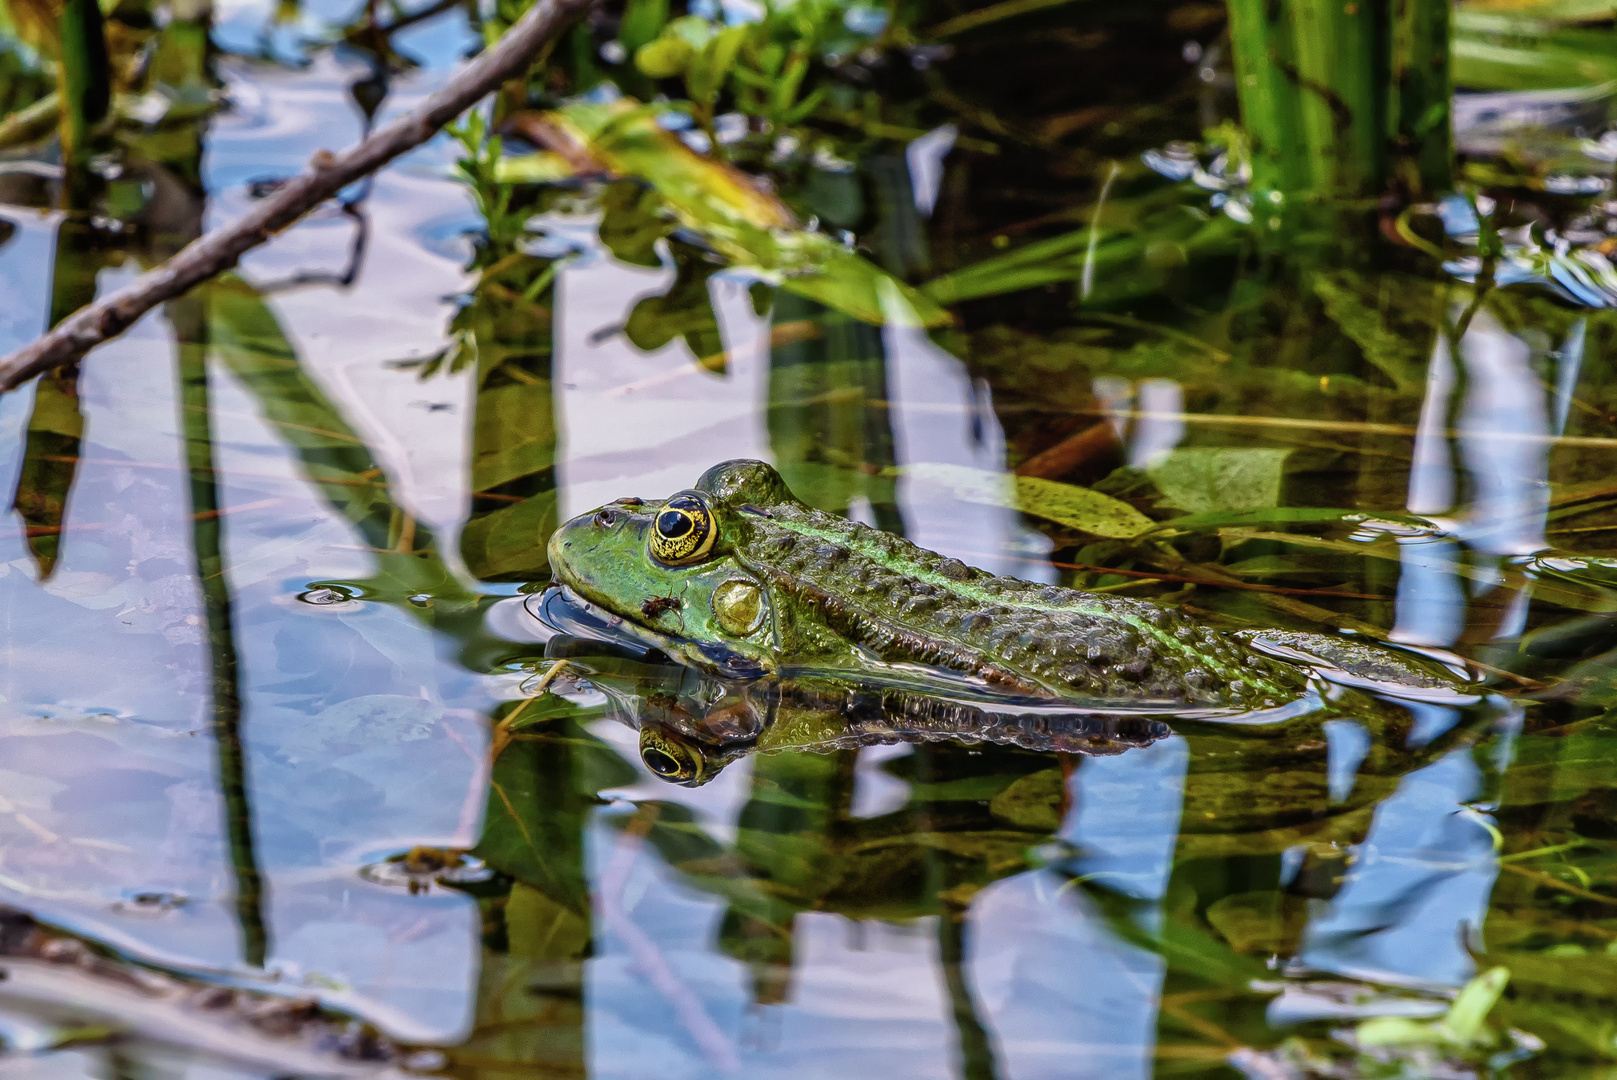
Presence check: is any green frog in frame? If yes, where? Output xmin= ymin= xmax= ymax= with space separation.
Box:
xmin=545 ymin=459 xmax=1465 ymax=713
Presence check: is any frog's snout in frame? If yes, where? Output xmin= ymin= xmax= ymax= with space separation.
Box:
xmin=547 ymin=504 xmax=650 ymax=588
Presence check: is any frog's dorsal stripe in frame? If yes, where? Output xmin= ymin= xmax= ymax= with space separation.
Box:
xmin=732 ymin=504 xmax=1302 ymax=706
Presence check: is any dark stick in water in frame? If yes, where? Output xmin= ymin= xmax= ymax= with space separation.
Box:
xmin=0 ymin=0 xmax=599 ymax=391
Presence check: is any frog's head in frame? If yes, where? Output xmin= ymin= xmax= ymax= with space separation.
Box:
xmin=547 ymin=460 xmax=791 ymax=680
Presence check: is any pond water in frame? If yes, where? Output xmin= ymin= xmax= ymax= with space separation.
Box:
xmin=4 ymin=0 xmax=1617 ymax=1076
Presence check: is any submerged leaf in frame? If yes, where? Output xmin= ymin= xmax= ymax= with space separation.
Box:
xmin=987 ymin=768 xmax=1065 ymax=830
xmin=1146 ymin=448 xmax=1291 ymax=514
xmin=1014 ymin=474 xmax=1155 ymax=537
xmin=904 ymin=463 xmax=1154 ymax=538
xmin=624 ymin=242 xmax=726 ymax=368
xmin=1312 ymin=271 xmax=1437 ymax=393
xmin=921 ymin=210 xmax=1244 ymax=306
xmin=459 ymin=492 xmax=557 ymax=579
xmin=12 ymin=367 xmax=84 ymax=578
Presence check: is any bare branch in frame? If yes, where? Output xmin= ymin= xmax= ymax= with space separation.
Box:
xmin=0 ymin=0 xmax=599 ymax=392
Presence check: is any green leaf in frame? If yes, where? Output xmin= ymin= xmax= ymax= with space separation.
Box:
xmin=1204 ymin=890 xmax=1309 ymax=954
xmin=1312 ymin=270 xmax=1437 ymax=393
xmin=686 ymin=24 xmax=747 ymax=106
xmin=623 ymin=242 xmax=726 ymax=368
xmin=12 ymin=368 xmax=84 ymax=579
xmin=459 ymin=491 xmax=557 ymax=579
xmin=987 ymin=769 xmax=1065 ymax=830
xmin=617 ymin=0 xmax=668 ymax=53
xmin=204 ymin=274 xmax=466 ymax=602
xmin=475 ymin=712 xmax=636 ymax=911
xmin=634 ymin=36 xmax=694 ymax=78
xmin=921 ymin=209 xmax=1244 ymax=306
xmin=1469 ymin=192 xmax=1504 ymax=259
xmin=598 ymin=179 xmax=673 ymax=268
xmin=1146 ymin=447 xmax=1291 ymax=513
xmin=1445 ymin=966 xmax=1510 ymax=1045
xmin=778 ymin=244 xmax=949 ymax=327
xmin=1455 ymin=11 xmax=1617 ymax=91
xmin=1355 ymin=1016 xmax=1443 ymax=1048
xmin=494 ymin=152 xmax=579 ymax=185
xmin=506 ymin=882 xmax=590 ymax=962
xmin=1015 ymin=475 xmax=1155 ymax=538
xmin=472 ymin=383 xmax=556 ymax=493
xmin=904 ymin=463 xmax=1155 ymax=538
xmin=663 ymin=14 xmax=716 ymax=48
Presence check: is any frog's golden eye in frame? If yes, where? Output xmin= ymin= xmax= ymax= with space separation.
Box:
xmin=649 ymin=494 xmax=716 ymax=566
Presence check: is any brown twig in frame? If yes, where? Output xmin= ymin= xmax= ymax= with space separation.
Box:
xmin=0 ymin=0 xmax=600 ymax=392
xmin=1014 ymin=420 xmax=1119 ymax=480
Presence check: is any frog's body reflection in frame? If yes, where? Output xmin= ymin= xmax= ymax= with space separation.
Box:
xmin=564 ymin=656 xmax=1169 ymax=786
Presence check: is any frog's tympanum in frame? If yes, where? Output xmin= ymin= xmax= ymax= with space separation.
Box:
xmin=546 ymin=459 xmax=1463 ymax=719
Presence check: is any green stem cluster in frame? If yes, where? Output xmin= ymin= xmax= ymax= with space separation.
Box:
xmin=1227 ymin=0 xmax=1451 ymax=200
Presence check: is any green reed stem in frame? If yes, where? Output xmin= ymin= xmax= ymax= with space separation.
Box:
xmin=1226 ymin=0 xmax=1452 ymax=199
xmin=1391 ymin=0 xmax=1453 ymax=195
xmin=55 ymin=0 xmax=110 ymax=162
xmin=1226 ymin=0 xmax=1309 ymax=195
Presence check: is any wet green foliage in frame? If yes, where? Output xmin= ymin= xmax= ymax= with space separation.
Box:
xmin=17 ymin=0 xmax=1617 ymax=1075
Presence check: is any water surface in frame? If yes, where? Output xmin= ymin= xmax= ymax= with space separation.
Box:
xmin=2 ymin=1 xmax=1617 ymax=1077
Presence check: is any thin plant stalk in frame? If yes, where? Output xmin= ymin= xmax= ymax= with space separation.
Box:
xmin=1391 ymin=0 xmax=1453 ymax=196
xmin=937 ymin=910 xmax=1001 ymax=1080
xmin=172 ymin=297 xmax=270 ymax=968
xmin=55 ymin=0 xmax=110 ymax=162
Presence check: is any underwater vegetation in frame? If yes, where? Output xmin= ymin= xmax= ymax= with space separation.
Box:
xmin=10 ymin=0 xmax=1617 ymax=1076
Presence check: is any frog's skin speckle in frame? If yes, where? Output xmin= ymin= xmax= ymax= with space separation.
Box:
xmin=547 ymin=460 xmax=1445 ymax=709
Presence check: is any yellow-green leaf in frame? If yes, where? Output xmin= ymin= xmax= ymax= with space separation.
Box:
xmin=904 ymin=463 xmax=1154 ymax=538
xmin=1014 ymin=474 xmax=1156 ymax=538
xmin=635 ymin=36 xmax=694 ymax=78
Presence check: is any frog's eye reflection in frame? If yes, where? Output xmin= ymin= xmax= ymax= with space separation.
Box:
xmin=643 ymin=747 xmax=683 ymax=777
xmin=648 ymin=494 xmax=716 ymax=566
xmin=638 ymin=726 xmax=707 ymax=784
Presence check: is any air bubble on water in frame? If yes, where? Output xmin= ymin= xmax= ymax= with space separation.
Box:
xmin=114 ymin=891 xmax=188 ymax=917
xmin=298 ymin=586 xmax=356 ymax=606
xmin=403 ymin=1050 xmax=449 ymax=1072
xmin=1545 ymin=174 xmax=1610 ymax=196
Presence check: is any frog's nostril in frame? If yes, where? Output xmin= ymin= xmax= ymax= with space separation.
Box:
xmin=594 ymin=509 xmax=620 ymax=528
